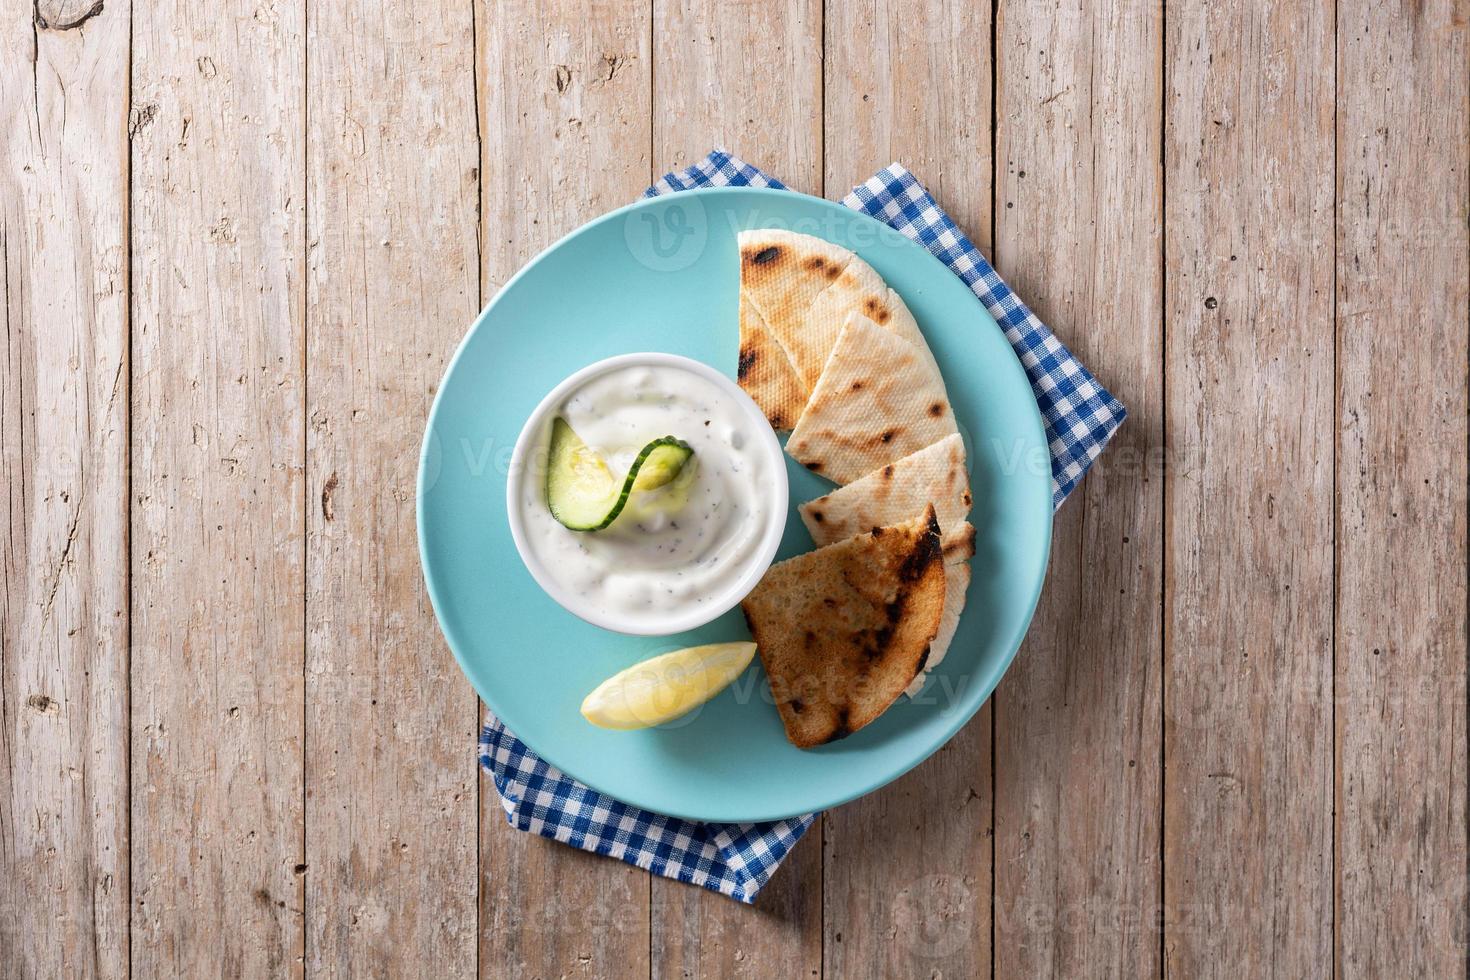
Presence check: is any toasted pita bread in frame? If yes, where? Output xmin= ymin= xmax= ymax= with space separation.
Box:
xmin=905 ymin=561 xmax=969 ymax=697
xmin=800 ymin=433 xmax=972 ymax=547
xmin=737 ymin=290 xmax=807 ymax=430
xmin=738 ymin=230 xmax=852 ymax=359
xmin=742 ymin=506 xmax=945 ymax=748
xmin=942 ymin=521 xmax=976 ymax=564
xmin=738 ymin=230 xmax=942 ymax=403
xmin=786 ymin=313 xmax=959 ymax=485
xmin=792 ymin=254 xmax=935 ymax=389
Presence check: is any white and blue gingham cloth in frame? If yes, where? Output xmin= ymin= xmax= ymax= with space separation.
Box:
xmin=479 ymin=149 xmax=1127 ymax=903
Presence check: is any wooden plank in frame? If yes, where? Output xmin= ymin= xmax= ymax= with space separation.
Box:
xmin=475 ymin=1 xmax=653 ymax=976
xmin=991 ymin=0 xmax=1164 ymax=975
xmin=825 ymin=0 xmax=995 ymax=252
xmin=650 ymin=0 xmax=822 ymax=194
xmin=1163 ymin=0 xmax=1335 ymax=974
xmin=129 ymin=1 xmax=306 ymax=974
xmin=1335 ymin=1 xmax=1468 ymax=973
xmin=822 ymin=2 xmax=995 ymax=976
xmin=647 ymin=1 xmax=824 ymax=973
xmin=0 ymin=2 xmax=130 ymax=976
xmin=303 ymin=0 xmax=480 ymax=974
xmin=649 ymin=834 xmax=821 ymax=980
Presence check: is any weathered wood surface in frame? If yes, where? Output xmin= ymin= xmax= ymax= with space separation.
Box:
xmin=304 ymin=0 xmax=481 ymax=974
xmin=1335 ymin=0 xmax=1468 ymax=974
xmin=1164 ymin=0 xmax=1337 ymax=975
xmin=993 ymin=0 xmax=1164 ymax=976
xmin=650 ymin=3 xmax=825 ymax=978
xmin=1 ymin=0 xmax=1466 ymax=976
xmin=1 ymin=1 xmax=130 ymax=977
xmin=130 ymin=0 xmax=307 ymax=976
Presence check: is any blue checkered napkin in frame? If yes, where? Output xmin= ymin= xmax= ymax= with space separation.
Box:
xmin=480 ymin=711 xmax=814 ymax=903
xmin=644 ymin=148 xmax=787 ymax=196
xmin=479 ymin=148 xmax=1126 ymax=904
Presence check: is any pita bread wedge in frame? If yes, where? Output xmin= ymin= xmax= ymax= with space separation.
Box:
xmin=737 ymin=290 xmax=808 ymax=430
xmin=800 ymin=433 xmax=972 ymax=547
xmin=786 ymin=313 xmax=958 ymax=485
xmin=743 ymin=506 xmax=945 ymax=748
xmin=738 ymin=230 xmax=853 ymax=358
xmin=738 ymin=230 xmax=942 ymax=400
xmin=906 ymin=562 xmax=970 ymax=697
xmin=791 ymin=254 xmax=936 ymax=389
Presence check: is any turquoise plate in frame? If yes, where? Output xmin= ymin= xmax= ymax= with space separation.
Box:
xmin=418 ymin=188 xmax=1052 ymax=823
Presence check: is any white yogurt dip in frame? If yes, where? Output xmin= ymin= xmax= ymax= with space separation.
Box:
xmin=509 ymin=354 xmax=787 ymax=635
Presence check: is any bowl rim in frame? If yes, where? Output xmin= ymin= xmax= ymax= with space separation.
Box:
xmin=504 ymin=351 xmax=790 ymax=636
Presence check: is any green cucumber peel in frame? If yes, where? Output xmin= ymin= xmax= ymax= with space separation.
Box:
xmin=546 ymin=418 xmax=694 ymax=531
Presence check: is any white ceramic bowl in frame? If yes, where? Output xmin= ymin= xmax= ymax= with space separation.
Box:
xmin=505 ymin=352 xmax=788 ymax=636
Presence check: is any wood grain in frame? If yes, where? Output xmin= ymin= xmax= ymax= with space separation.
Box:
xmin=822 ymin=2 xmax=995 ymax=975
xmin=475 ymin=1 xmax=653 ymax=976
xmin=649 ymin=835 xmax=820 ymax=980
xmin=648 ymin=2 xmax=824 ymax=972
xmin=825 ymin=0 xmax=994 ymax=251
xmin=651 ymin=0 xmax=823 ymax=195
xmin=0 ymin=2 xmax=130 ymax=976
xmin=130 ymin=1 xmax=306 ymax=974
xmin=992 ymin=0 xmax=1164 ymax=975
xmin=1163 ymin=0 xmax=1336 ymax=974
xmin=1335 ymin=0 xmax=1469 ymax=973
xmin=304 ymin=0 xmax=481 ymax=974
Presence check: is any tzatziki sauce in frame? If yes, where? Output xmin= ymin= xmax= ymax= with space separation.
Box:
xmin=516 ymin=360 xmax=780 ymax=630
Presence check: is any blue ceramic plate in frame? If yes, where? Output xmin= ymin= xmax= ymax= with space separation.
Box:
xmin=418 ymin=188 xmax=1052 ymax=822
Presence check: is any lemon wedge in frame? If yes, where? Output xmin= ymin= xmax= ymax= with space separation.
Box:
xmin=581 ymin=642 xmax=757 ymax=730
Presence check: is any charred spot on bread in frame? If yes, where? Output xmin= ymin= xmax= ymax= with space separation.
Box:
xmin=790 ymin=698 xmax=805 ymax=714
xmin=928 ymin=400 xmax=946 ymax=417
xmin=737 ymin=345 xmax=758 ymax=379
xmin=810 ymin=510 xmax=825 ymax=522
xmin=881 ymin=464 xmax=894 ymax=479
xmin=912 ymin=645 xmax=931 ymax=679
xmin=878 ymin=428 xmax=897 ymax=444
xmin=749 ymin=245 xmax=780 ymax=265
xmin=804 ymin=460 xmax=823 ymax=472
xmin=897 ymin=514 xmax=942 ymax=583
xmin=824 ymin=707 xmax=854 ymax=744
xmin=804 ymin=255 xmax=827 ymax=272
xmin=860 ymin=602 xmax=904 ymax=662
xmin=961 ymin=489 xmax=973 ymax=507
xmin=860 ymin=296 xmax=893 ymax=324
xmin=850 ymin=380 xmax=864 ymax=391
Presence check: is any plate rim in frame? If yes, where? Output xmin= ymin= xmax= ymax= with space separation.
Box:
xmin=417 ymin=185 xmax=1055 ymax=822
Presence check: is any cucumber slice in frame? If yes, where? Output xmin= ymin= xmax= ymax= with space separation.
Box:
xmin=546 ymin=418 xmax=694 ymax=531
xmin=631 ymin=441 xmax=695 ymax=492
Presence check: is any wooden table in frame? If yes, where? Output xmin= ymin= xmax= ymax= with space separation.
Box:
xmin=5 ymin=0 xmax=1466 ymax=975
